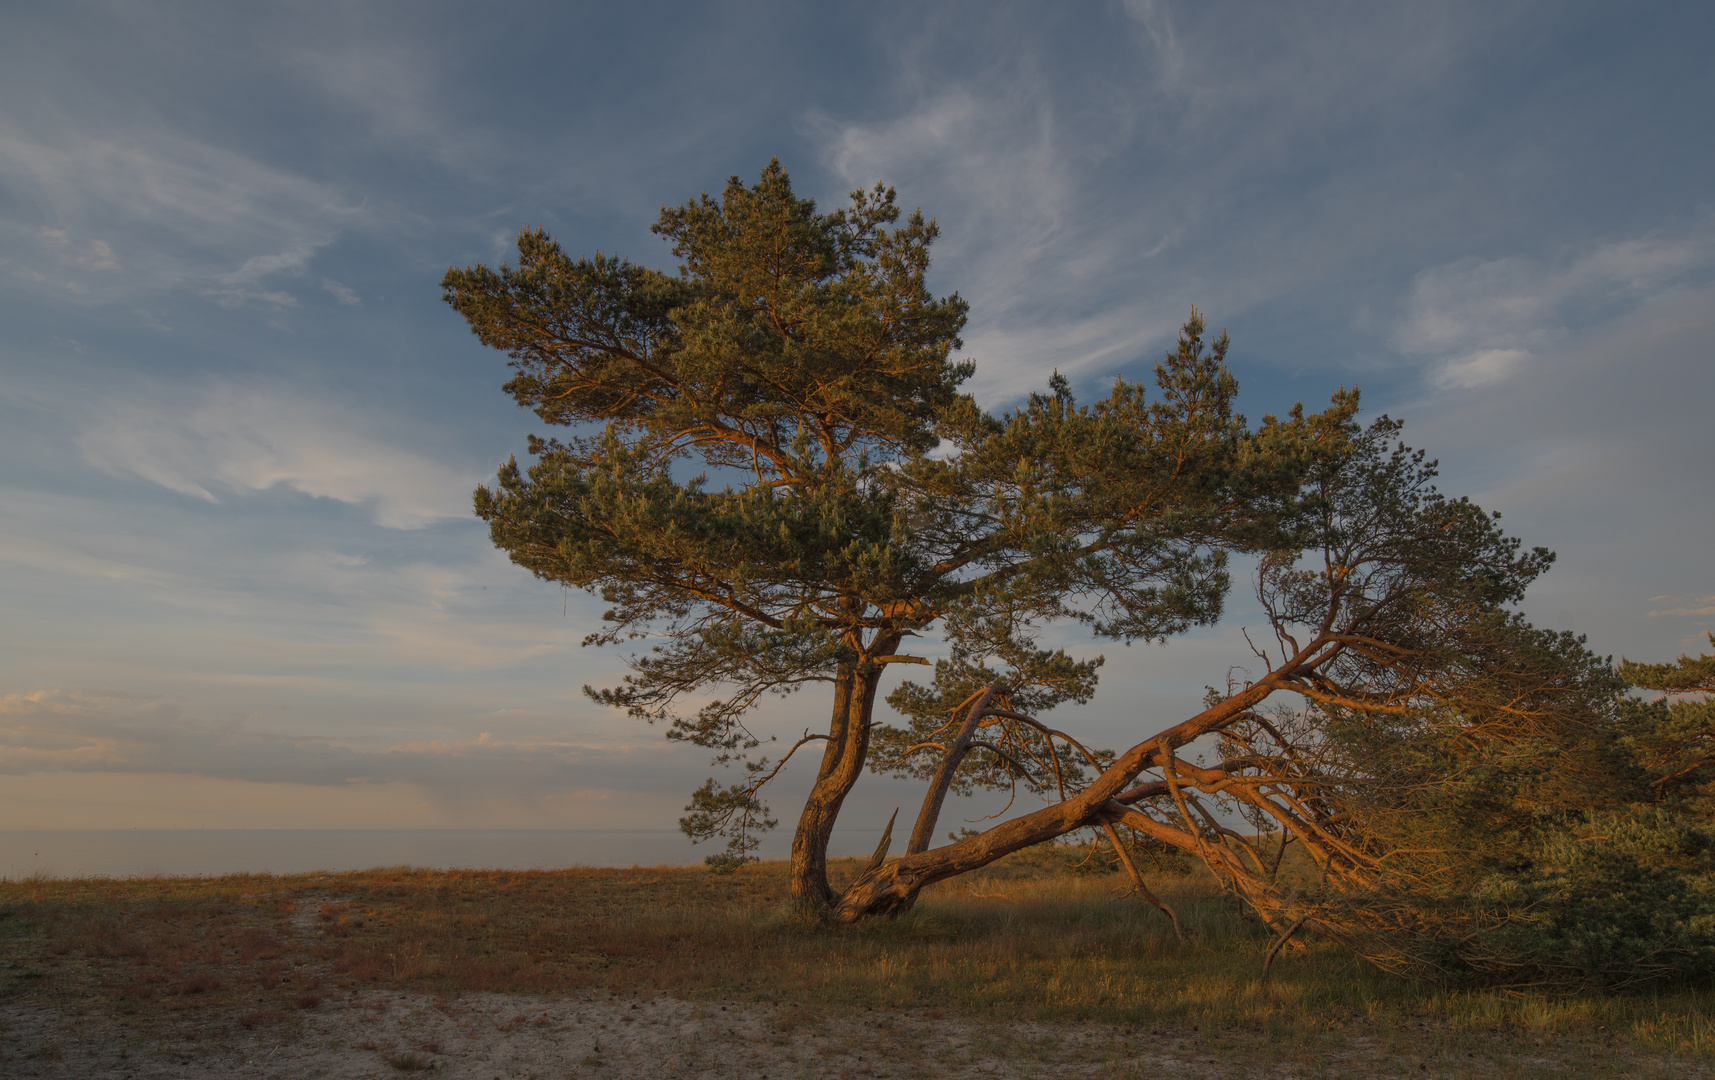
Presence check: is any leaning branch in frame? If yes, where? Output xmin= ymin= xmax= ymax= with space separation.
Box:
xmin=906 ymin=682 xmax=1007 ymax=856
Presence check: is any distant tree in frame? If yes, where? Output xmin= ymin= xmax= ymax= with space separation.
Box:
xmin=1622 ymin=634 xmax=1715 ymax=695
xmin=1622 ymin=634 xmax=1715 ymax=810
xmin=442 ymin=161 xmax=1354 ymax=913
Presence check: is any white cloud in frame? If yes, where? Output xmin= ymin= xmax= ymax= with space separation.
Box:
xmin=0 ymin=126 xmax=362 ymax=307
xmin=39 ymin=226 xmax=120 ymax=270
xmin=1121 ymin=0 xmax=1187 ymax=87
xmin=322 ymin=277 xmax=361 ymax=305
xmin=290 ymin=42 xmax=493 ymax=169
xmin=1425 ymin=347 xmax=1531 ymax=391
xmin=206 ymin=244 xmax=326 ymax=308
xmin=78 ymin=383 xmax=477 ymax=528
xmin=1650 ymin=597 xmax=1715 ymax=619
xmin=1397 ymin=221 xmax=1715 ymax=389
xmin=210 ymin=287 xmax=300 ymax=309
xmin=820 ymin=88 xmax=1071 ymax=256
xmin=813 ymin=86 xmax=1176 ymax=403
xmin=956 ymin=308 xmax=1184 ymax=404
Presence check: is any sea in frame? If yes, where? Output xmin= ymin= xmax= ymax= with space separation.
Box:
xmin=0 ymin=829 xmax=882 ymax=880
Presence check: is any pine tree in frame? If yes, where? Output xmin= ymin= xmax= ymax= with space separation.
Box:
xmin=442 ymin=161 xmax=1354 ymax=912
xmin=1622 ymin=633 xmax=1715 ymax=695
xmin=1622 ymin=634 xmax=1715 ymax=809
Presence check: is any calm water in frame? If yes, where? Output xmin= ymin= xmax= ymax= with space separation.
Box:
xmin=0 ymin=829 xmax=880 ymax=880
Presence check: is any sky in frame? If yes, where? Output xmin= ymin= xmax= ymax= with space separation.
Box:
xmin=2 ymin=0 xmax=1712 ymax=843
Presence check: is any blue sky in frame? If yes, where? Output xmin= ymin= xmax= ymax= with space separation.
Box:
xmin=2 ymin=1 xmax=1711 ymax=838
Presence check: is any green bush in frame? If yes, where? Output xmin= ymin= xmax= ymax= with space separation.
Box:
xmin=1460 ymin=808 xmax=1715 ymax=989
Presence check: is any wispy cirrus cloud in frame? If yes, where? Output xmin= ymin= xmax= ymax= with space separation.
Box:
xmin=1121 ymin=0 xmax=1187 ymax=87
xmin=206 ymin=244 xmax=325 ymax=308
xmin=812 ymin=80 xmax=1183 ymax=403
xmin=39 ymin=226 xmax=120 ymax=271
xmin=1649 ymin=596 xmax=1715 ymax=619
xmin=0 ymin=126 xmax=362 ymax=309
xmin=77 ymin=382 xmax=476 ymax=529
xmin=1397 ymin=219 xmax=1715 ymax=389
xmin=799 ymin=5 xmax=1486 ymax=405
xmin=321 ymin=277 xmax=361 ymax=305
xmin=289 ymin=41 xmax=500 ymax=172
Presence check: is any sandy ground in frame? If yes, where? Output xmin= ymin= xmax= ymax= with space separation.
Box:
xmin=2 ymin=895 xmax=1706 ymax=1079
xmin=8 ymin=988 xmax=1704 ymax=1080
xmin=0 ymin=989 xmax=1254 ymax=1080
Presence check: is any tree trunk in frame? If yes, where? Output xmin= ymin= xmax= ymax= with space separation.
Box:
xmin=905 ymin=683 xmax=1005 ymax=856
xmin=788 ymin=653 xmax=889 ymax=911
xmin=834 ymin=791 xmax=1099 ymax=920
xmin=833 ymin=675 xmax=1282 ymax=921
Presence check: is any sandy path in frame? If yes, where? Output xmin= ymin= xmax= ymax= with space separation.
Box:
xmin=0 ymin=990 xmax=1231 ymax=1079
xmin=8 ymin=990 xmax=1683 ymax=1080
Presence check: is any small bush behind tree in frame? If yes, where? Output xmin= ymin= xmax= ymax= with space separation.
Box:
xmin=1291 ymin=632 xmax=1715 ymax=989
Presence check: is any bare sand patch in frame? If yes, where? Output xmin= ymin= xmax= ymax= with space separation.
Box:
xmin=2 ymin=991 xmax=1693 ymax=1080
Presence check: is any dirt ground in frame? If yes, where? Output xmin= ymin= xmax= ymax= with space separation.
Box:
xmin=7 ymin=986 xmax=1711 ymax=1080
xmin=4 ymin=887 xmax=1711 ymax=1079
xmin=0 ymin=989 xmax=1246 ymax=1080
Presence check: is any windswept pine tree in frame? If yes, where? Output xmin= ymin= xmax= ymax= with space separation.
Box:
xmin=443 ymin=163 xmax=1715 ymax=984
xmin=442 ymin=161 xmax=1355 ymax=913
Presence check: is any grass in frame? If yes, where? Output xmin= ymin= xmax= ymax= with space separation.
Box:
xmin=2 ymin=849 xmax=1714 ymax=1072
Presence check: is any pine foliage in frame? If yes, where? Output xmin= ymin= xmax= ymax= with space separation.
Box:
xmin=443 ymin=161 xmax=1354 ymax=873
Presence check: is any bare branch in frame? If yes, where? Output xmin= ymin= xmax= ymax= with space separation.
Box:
xmin=967 ymin=739 xmax=1040 ymax=780
xmin=1101 ymin=821 xmax=1184 ymax=940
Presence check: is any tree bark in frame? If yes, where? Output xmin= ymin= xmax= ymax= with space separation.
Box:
xmin=905 ymin=683 xmax=1006 ymax=856
xmin=832 ymin=677 xmax=1281 ymax=921
xmin=834 ymin=785 xmax=1100 ymax=920
xmin=788 ymin=642 xmax=895 ymax=911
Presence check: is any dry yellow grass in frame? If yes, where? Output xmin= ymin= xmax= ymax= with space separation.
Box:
xmin=2 ymin=849 xmax=1714 ymax=1075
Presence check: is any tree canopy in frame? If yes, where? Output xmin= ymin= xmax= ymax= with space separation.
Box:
xmin=443 ymin=160 xmax=1354 ymax=910
xmin=1621 ymin=634 xmax=1715 ymax=815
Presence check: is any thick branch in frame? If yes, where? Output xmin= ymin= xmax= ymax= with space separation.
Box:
xmin=906 ymin=682 xmax=1007 ymax=855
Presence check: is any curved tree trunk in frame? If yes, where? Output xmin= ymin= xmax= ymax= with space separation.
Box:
xmin=833 ymin=678 xmax=1282 ymax=921
xmin=788 ymin=648 xmax=891 ymax=911
xmin=833 ymin=779 xmax=1102 ymax=920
